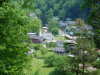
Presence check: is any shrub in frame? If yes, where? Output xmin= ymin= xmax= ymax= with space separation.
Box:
xmin=92 ymin=59 xmax=100 ymax=69
xmin=45 ymin=54 xmax=71 ymax=69
xmin=46 ymin=42 xmax=56 ymax=48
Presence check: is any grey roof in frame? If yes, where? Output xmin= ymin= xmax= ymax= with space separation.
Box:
xmin=59 ymin=21 xmax=69 ymax=27
xmin=28 ymin=32 xmax=43 ymax=40
xmin=53 ymin=47 xmax=65 ymax=52
xmin=66 ymin=18 xmax=72 ymax=21
xmin=28 ymin=32 xmax=54 ymax=42
xmin=59 ymin=20 xmax=76 ymax=27
xmin=65 ymin=21 xmax=76 ymax=25
xmin=41 ymin=32 xmax=54 ymax=41
xmin=56 ymin=40 xmax=64 ymax=47
xmin=29 ymin=13 xmax=36 ymax=17
xmin=64 ymin=40 xmax=77 ymax=44
xmin=42 ymin=27 xmax=48 ymax=29
xmin=82 ymin=25 xmax=93 ymax=30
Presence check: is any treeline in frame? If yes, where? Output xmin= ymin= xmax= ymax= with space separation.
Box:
xmin=34 ymin=0 xmax=89 ymax=24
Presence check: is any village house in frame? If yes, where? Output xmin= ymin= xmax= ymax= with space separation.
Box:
xmin=59 ymin=18 xmax=77 ymax=36
xmin=28 ymin=27 xmax=55 ymax=44
xmin=40 ymin=27 xmax=55 ymax=43
xmin=27 ymin=32 xmax=43 ymax=43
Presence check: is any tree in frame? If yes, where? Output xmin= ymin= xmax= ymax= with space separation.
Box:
xmin=34 ymin=0 xmax=86 ymax=24
xmin=48 ymin=17 xmax=59 ymax=35
xmin=0 ymin=3 xmax=37 ymax=74
xmin=82 ymin=0 xmax=99 ymax=8
xmin=82 ymin=0 xmax=100 ymax=48
xmin=73 ymin=19 xmax=97 ymax=75
xmin=9 ymin=0 xmax=35 ymax=11
xmin=45 ymin=54 xmax=76 ymax=75
xmin=88 ymin=5 xmax=100 ymax=48
xmin=31 ymin=17 xmax=42 ymax=34
xmin=0 ymin=0 xmax=8 ymax=6
xmin=64 ymin=19 xmax=97 ymax=75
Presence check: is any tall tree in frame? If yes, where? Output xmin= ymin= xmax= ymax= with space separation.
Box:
xmin=48 ymin=17 xmax=59 ymax=35
xmin=0 ymin=0 xmax=41 ymax=74
xmin=82 ymin=0 xmax=100 ymax=48
xmin=75 ymin=19 xmax=96 ymax=75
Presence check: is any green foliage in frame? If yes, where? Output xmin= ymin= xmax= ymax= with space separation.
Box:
xmin=88 ymin=4 xmax=100 ymax=48
xmin=30 ymin=44 xmax=49 ymax=58
xmin=45 ymin=54 xmax=56 ymax=67
xmin=83 ymin=0 xmax=100 ymax=48
xmin=27 ymin=17 xmax=42 ymax=34
xmin=29 ymin=44 xmax=43 ymax=50
xmin=34 ymin=0 xmax=85 ymax=23
xmin=55 ymin=56 xmax=72 ymax=71
xmin=45 ymin=54 xmax=76 ymax=75
xmin=85 ymin=70 xmax=100 ymax=75
xmin=51 ymin=27 xmax=59 ymax=35
xmin=45 ymin=55 xmax=71 ymax=69
xmin=92 ymin=59 xmax=100 ymax=69
xmin=82 ymin=0 xmax=99 ymax=8
xmin=40 ymin=48 xmax=48 ymax=55
xmin=46 ymin=42 xmax=56 ymax=48
xmin=50 ymin=70 xmax=75 ymax=75
xmin=48 ymin=17 xmax=59 ymax=35
xmin=8 ymin=0 xmax=35 ymax=12
xmin=32 ymin=18 xmax=42 ymax=34
xmin=65 ymin=19 xmax=97 ymax=75
xmin=0 ymin=3 xmax=37 ymax=74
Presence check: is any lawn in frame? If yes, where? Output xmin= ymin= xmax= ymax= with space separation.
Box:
xmin=32 ymin=58 xmax=55 ymax=75
xmin=55 ymin=36 xmax=66 ymax=41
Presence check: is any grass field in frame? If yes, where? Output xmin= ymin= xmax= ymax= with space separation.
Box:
xmin=32 ymin=58 xmax=55 ymax=75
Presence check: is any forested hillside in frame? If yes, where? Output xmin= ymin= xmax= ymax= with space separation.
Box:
xmin=0 ymin=0 xmax=100 ymax=75
xmin=34 ymin=0 xmax=89 ymax=24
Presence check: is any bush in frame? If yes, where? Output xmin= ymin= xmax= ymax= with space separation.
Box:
xmin=45 ymin=54 xmax=71 ymax=70
xmin=85 ymin=70 xmax=100 ymax=75
xmin=30 ymin=44 xmax=43 ymax=50
xmin=40 ymin=48 xmax=48 ymax=55
xmin=51 ymin=27 xmax=59 ymax=35
xmin=45 ymin=54 xmax=56 ymax=67
xmin=92 ymin=59 xmax=100 ymax=69
xmin=46 ymin=42 xmax=56 ymax=48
